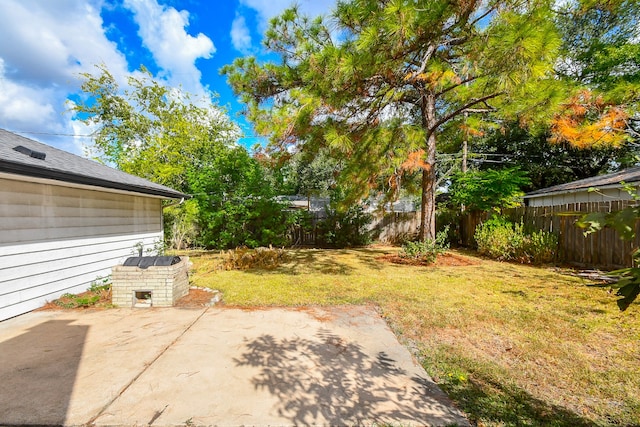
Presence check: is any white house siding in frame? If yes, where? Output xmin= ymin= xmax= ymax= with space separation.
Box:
xmin=0 ymin=177 xmax=163 ymax=320
xmin=526 ymin=187 xmax=637 ymax=207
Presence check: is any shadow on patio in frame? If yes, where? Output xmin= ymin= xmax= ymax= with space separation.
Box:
xmin=234 ymin=328 xmax=466 ymax=426
xmin=0 ymin=319 xmax=87 ymax=425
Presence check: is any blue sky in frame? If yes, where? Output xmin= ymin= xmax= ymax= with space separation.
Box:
xmin=0 ymin=0 xmax=335 ymax=155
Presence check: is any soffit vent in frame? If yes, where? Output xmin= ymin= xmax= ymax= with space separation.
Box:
xmin=13 ymin=145 xmax=46 ymax=160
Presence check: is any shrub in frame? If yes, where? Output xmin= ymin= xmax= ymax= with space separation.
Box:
xmin=164 ymin=200 xmax=199 ymax=250
xmin=474 ymin=216 xmax=557 ymax=264
xmin=316 ymin=205 xmax=372 ymax=248
xmin=88 ymin=276 xmax=111 ymax=293
xmin=53 ymin=277 xmax=112 ymax=309
xmin=197 ymin=197 xmax=293 ymax=249
xmin=474 ymin=216 xmax=521 ymax=260
xmin=400 ymin=226 xmax=450 ymax=264
xmin=221 ymin=246 xmax=288 ymax=270
xmin=436 ymin=208 xmax=462 ymax=246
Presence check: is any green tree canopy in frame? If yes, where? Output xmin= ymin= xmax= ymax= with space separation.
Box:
xmin=224 ymin=0 xmax=562 ymax=240
xmin=71 ymin=65 xmax=289 ymax=249
xmin=448 ymin=167 xmax=531 ymax=212
xmin=459 ymin=1 xmax=640 ymax=198
xmin=72 ymin=64 xmax=240 ymax=193
xmin=555 ymin=0 xmax=640 ymax=95
xmin=267 ymin=149 xmax=341 ymax=198
xmin=188 ymin=145 xmax=293 ymax=249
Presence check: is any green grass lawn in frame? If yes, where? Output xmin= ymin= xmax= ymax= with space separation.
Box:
xmin=186 ymin=247 xmax=639 ymax=427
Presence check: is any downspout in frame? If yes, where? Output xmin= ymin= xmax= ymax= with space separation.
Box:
xmin=163 ymin=197 xmax=186 ymax=210
xmin=160 ymin=198 xmax=186 ymax=253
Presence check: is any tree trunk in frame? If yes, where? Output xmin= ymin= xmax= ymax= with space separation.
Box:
xmin=418 ymin=91 xmax=438 ymax=241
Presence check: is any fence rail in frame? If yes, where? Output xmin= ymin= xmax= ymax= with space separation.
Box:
xmin=287 ymin=211 xmax=421 ymax=247
xmin=369 ymin=211 xmax=420 ymax=244
xmin=460 ymin=201 xmax=640 ymax=269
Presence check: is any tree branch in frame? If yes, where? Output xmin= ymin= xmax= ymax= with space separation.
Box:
xmin=465 ymin=108 xmax=496 ymax=113
xmin=436 ymin=162 xmax=459 ymax=187
xmin=406 ymin=45 xmax=437 ymax=81
xmin=435 ymin=75 xmax=480 ymax=98
xmin=470 ymin=5 xmax=498 ymax=27
xmin=429 ymin=92 xmax=504 ymax=134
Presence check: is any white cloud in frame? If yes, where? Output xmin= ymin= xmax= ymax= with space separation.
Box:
xmin=231 ymin=14 xmax=253 ymax=54
xmin=0 ymin=0 xmax=130 ymax=154
xmin=67 ymin=109 xmax=102 ymax=158
xmin=0 ymin=0 xmax=217 ymax=154
xmin=0 ymin=59 xmax=57 ymax=127
xmin=123 ymin=0 xmax=215 ymax=95
xmin=0 ymin=0 xmax=129 ymax=88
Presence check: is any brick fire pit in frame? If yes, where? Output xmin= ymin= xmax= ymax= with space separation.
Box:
xmin=111 ymin=256 xmax=191 ymax=308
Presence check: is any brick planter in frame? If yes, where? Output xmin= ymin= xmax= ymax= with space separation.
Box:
xmin=111 ymin=256 xmax=190 ymax=307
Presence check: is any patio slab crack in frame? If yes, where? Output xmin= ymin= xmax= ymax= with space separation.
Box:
xmin=84 ymin=307 xmax=210 ymax=426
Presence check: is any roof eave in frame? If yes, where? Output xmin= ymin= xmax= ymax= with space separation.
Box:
xmin=525 ymin=181 xmax=639 ymax=199
xmin=0 ymin=160 xmax=189 ymax=200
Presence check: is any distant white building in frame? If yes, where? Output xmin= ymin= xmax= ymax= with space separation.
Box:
xmin=525 ymin=167 xmax=640 ymax=207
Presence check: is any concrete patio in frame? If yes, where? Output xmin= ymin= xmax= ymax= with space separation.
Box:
xmin=0 ymin=305 xmax=469 ymax=426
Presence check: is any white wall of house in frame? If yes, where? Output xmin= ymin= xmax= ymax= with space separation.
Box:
xmin=0 ymin=175 xmax=164 ymax=320
xmin=526 ymin=186 xmax=637 ymax=207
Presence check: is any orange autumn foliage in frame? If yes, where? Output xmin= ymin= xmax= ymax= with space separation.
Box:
xmin=404 ymin=70 xmax=461 ymax=89
xmin=550 ymin=90 xmax=629 ymax=148
xmin=460 ymin=123 xmax=484 ymax=138
xmin=401 ymin=149 xmax=429 ymax=172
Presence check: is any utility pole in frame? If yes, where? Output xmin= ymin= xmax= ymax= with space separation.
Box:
xmin=462 ymin=114 xmax=468 ymax=174
xmin=462 ymin=78 xmax=469 ymax=174
xmin=461 ymin=110 xmax=468 ymax=212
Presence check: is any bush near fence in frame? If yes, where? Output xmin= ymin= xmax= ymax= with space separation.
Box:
xmin=459 ymin=201 xmax=640 ymax=269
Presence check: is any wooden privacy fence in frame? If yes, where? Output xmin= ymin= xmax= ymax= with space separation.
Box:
xmin=288 ymin=223 xmax=319 ymax=247
xmin=369 ymin=211 xmax=420 ymax=244
xmin=460 ymin=201 xmax=640 ymax=269
xmin=287 ymin=211 xmax=420 ymax=246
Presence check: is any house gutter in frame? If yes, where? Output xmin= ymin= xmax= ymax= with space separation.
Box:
xmin=162 ymin=197 xmax=186 ymax=209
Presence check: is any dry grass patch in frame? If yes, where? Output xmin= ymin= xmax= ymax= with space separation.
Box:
xmin=186 ymin=247 xmax=640 ymax=426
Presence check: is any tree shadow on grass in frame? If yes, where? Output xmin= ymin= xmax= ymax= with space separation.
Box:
xmin=253 ymin=247 xmax=393 ymax=276
xmin=348 ymin=247 xmax=393 ymax=271
xmin=433 ymin=368 xmax=599 ymax=427
xmin=249 ymin=249 xmax=356 ymax=276
xmin=234 ymin=329 xmax=468 ymax=426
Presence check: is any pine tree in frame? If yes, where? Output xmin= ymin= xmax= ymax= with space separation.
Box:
xmin=224 ymin=0 xmax=561 ymax=240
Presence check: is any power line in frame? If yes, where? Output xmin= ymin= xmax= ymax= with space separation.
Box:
xmin=7 ymin=128 xmax=268 ymax=140
xmin=6 ymin=129 xmax=96 ymax=138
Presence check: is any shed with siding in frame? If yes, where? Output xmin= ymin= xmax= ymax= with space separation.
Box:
xmin=523 ymin=167 xmax=640 ymax=268
xmin=525 ymin=167 xmax=640 ymax=207
xmin=0 ymin=129 xmax=187 ymax=320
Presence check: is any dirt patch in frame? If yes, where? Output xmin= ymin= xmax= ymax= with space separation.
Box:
xmin=174 ymin=288 xmax=220 ymax=308
xmin=37 ymin=289 xmax=112 ymax=311
xmin=39 ymin=287 xmax=219 ymax=311
xmin=293 ymin=306 xmax=339 ymax=323
xmin=377 ymin=252 xmax=480 ymax=267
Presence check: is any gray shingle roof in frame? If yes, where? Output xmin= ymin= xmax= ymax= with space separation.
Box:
xmin=525 ymin=166 xmax=640 ymax=198
xmin=0 ymin=129 xmax=187 ymax=199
